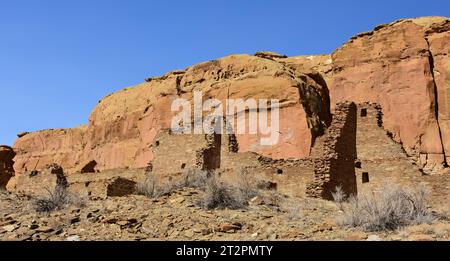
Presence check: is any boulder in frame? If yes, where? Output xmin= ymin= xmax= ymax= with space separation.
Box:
xmin=80 ymin=160 xmax=97 ymax=174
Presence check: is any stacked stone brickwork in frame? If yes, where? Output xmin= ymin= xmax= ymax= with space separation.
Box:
xmin=355 ymin=102 xmax=425 ymax=193
xmin=306 ymin=102 xmax=357 ymax=200
xmin=151 ymin=131 xmax=209 ymax=183
xmin=16 ymin=165 xmax=144 ymax=199
xmin=196 ymin=133 xmax=222 ymax=171
xmin=148 ymin=119 xmax=317 ymax=197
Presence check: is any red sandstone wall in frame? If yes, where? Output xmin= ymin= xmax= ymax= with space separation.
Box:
xmin=279 ymin=17 xmax=450 ymax=172
xmin=10 ymin=17 xmax=450 ymax=186
xmin=329 ymin=18 xmax=449 ymax=171
xmin=0 ymin=146 xmax=15 ymax=189
xmin=12 ymin=54 xmax=330 ymax=179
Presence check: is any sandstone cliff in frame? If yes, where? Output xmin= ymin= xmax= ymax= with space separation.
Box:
xmin=12 ymin=54 xmax=331 ymax=177
xmin=0 ymin=145 xmax=15 ymax=189
xmin=330 ymin=17 xmax=450 ymax=172
xmin=11 ymin=16 xmax=450 ymax=184
xmin=277 ymin=16 xmax=450 ymax=172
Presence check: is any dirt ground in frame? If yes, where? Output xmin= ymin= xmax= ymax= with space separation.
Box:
xmin=1 ymin=173 xmax=449 ymax=241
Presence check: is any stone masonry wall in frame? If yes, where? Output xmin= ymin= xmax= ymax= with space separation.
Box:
xmin=306 ymin=102 xmax=357 ymax=200
xmin=151 ymin=131 xmax=209 ymax=183
xmin=306 ymin=101 xmax=428 ymax=200
xmin=355 ymin=102 xmax=424 ymax=193
xmin=196 ymin=133 xmax=222 ymax=171
xmin=149 ymin=118 xmax=316 ymax=197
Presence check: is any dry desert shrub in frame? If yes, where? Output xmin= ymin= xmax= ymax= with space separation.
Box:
xmin=200 ymin=175 xmax=248 ymax=210
xmin=32 ymin=186 xmax=87 ymax=213
xmin=200 ymin=168 xmax=264 ymax=210
xmin=179 ymin=168 xmax=209 ymax=190
xmin=136 ymin=170 xmax=157 ymax=197
xmin=331 ymin=185 xmax=346 ymax=211
xmin=136 ymin=168 xmax=209 ymax=197
xmin=233 ymin=168 xmax=259 ymax=200
xmin=137 ymin=167 xmax=263 ymax=210
xmin=286 ymin=203 xmax=302 ymax=221
xmin=332 ymin=184 xmax=434 ymax=231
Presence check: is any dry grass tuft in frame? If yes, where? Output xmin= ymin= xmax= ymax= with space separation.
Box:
xmin=32 ymin=187 xmax=87 ymax=213
xmin=200 ymin=175 xmax=248 ymax=210
xmin=137 ymin=167 xmax=265 ymax=210
xmin=332 ymin=184 xmax=434 ymax=232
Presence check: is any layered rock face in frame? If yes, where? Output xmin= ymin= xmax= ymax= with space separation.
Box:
xmin=279 ymin=17 xmax=450 ymax=172
xmin=331 ymin=17 xmax=450 ymax=171
xmin=13 ymin=127 xmax=87 ymax=176
xmin=11 ymin=16 xmax=450 ymax=182
xmin=0 ymin=145 xmax=15 ymax=189
xmin=13 ymin=54 xmax=331 ymax=177
xmin=426 ymin=19 xmax=450 ymax=166
xmin=329 ymin=17 xmax=450 ymax=171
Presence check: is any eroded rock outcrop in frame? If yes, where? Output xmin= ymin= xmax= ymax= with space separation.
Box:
xmin=331 ymin=17 xmax=450 ymax=172
xmin=13 ymin=126 xmax=87 ymax=176
xmin=0 ymin=145 xmax=15 ymax=189
xmin=280 ymin=16 xmax=450 ymax=172
xmin=13 ymin=54 xmax=331 ymax=177
xmin=11 ymin=16 xmax=450 ymax=181
xmin=329 ymin=17 xmax=449 ymax=172
xmin=426 ymin=18 xmax=450 ymax=167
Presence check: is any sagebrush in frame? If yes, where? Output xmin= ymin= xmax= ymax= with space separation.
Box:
xmin=200 ymin=175 xmax=248 ymax=210
xmin=179 ymin=168 xmax=209 ymax=189
xmin=136 ymin=170 xmax=157 ymax=197
xmin=32 ymin=186 xmax=87 ymax=213
xmin=332 ymin=184 xmax=434 ymax=231
xmin=136 ymin=168 xmax=209 ymax=197
xmin=137 ymin=168 xmax=261 ymax=210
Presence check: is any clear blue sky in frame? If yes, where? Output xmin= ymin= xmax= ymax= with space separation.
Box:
xmin=1 ymin=0 xmax=449 ymax=146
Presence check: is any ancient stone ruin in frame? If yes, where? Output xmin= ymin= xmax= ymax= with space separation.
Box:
xmin=307 ymin=102 xmax=357 ymax=199
xmin=4 ymin=16 xmax=450 ymax=200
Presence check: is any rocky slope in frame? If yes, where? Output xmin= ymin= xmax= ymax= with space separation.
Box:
xmin=1 ymin=182 xmax=449 ymax=241
xmin=10 ymin=16 xmax=450 ymax=187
